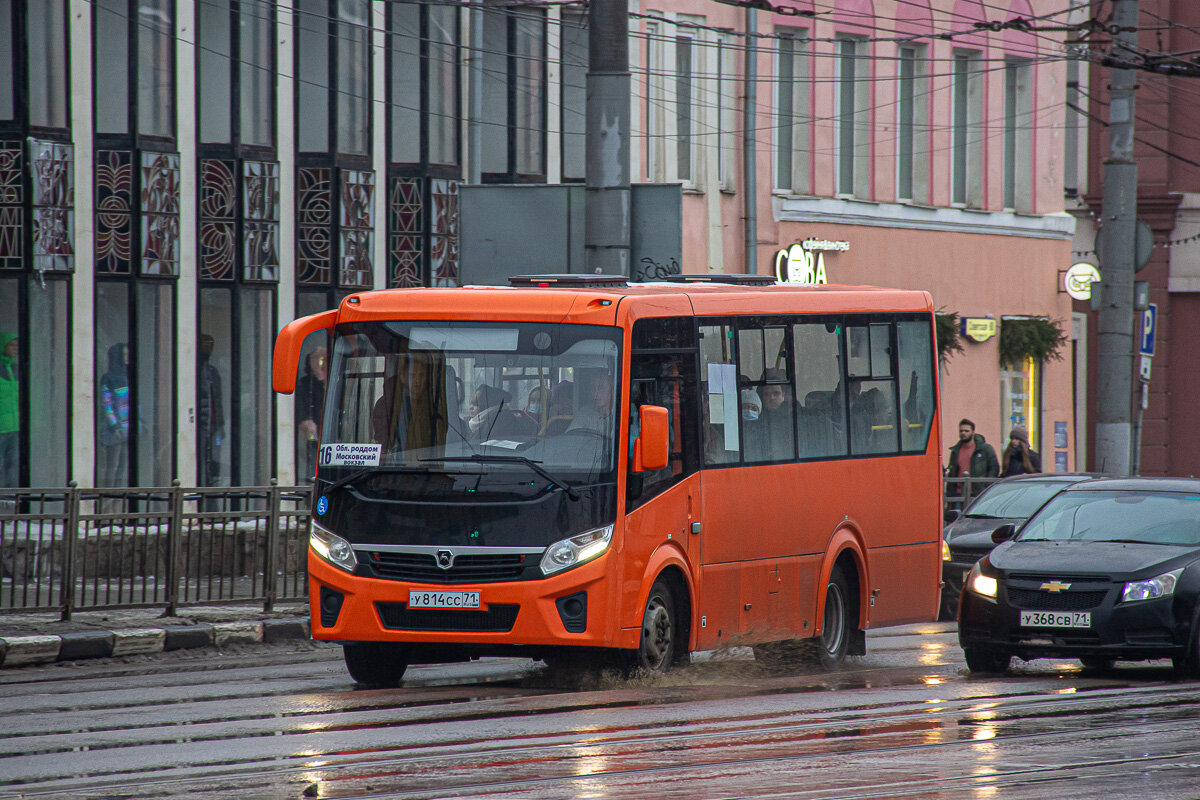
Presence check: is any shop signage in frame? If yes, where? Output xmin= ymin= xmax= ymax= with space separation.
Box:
xmin=773 ymin=238 xmax=849 ymax=285
xmin=1064 ymin=262 xmax=1101 ymax=301
xmin=960 ymin=317 xmax=997 ymax=343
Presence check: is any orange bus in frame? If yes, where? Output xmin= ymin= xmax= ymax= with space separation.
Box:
xmin=273 ymin=274 xmax=943 ymax=685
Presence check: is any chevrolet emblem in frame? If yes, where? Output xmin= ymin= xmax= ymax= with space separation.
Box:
xmin=1041 ymin=581 xmax=1072 ymax=592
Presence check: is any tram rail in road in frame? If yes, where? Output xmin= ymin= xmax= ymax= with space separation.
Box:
xmin=3 ymin=625 xmax=1200 ymax=799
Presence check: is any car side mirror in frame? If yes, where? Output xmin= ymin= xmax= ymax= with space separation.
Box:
xmin=632 ymin=405 xmax=669 ymax=472
xmin=944 ymin=509 xmax=961 ymax=524
xmin=991 ymin=523 xmax=1016 ymax=544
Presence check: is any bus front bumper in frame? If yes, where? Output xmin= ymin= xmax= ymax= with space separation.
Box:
xmin=307 ymin=549 xmax=632 ymax=651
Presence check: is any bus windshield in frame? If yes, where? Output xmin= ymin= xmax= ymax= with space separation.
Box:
xmin=319 ymin=321 xmax=622 ymax=496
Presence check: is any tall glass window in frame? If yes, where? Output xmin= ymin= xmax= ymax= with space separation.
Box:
xmin=240 ymin=0 xmax=274 ymax=148
xmin=297 ymin=0 xmax=330 ymax=152
xmin=427 ymin=5 xmax=458 ymax=166
xmin=952 ymin=50 xmax=982 ymax=207
xmin=135 ymin=283 xmax=174 ymax=486
xmin=0 ymin=0 xmax=14 ymax=121
xmin=95 ymin=284 xmax=132 ymax=488
xmin=675 ymin=34 xmax=693 ymax=184
xmin=337 ymin=0 xmax=370 ymax=157
xmin=198 ymin=288 xmax=232 ymax=487
xmin=238 ymin=289 xmax=274 ymax=485
xmin=836 ymin=38 xmax=867 ymax=197
xmin=897 ymin=45 xmax=929 ymax=203
xmin=0 ymin=279 xmax=19 ymax=488
xmin=27 ymin=0 xmax=68 ymax=129
xmin=388 ymin=2 xmax=420 ymax=165
xmin=137 ymin=0 xmax=174 ymax=139
xmin=480 ymin=7 xmax=546 ymax=181
xmin=27 ymin=280 xmax=69 ymax=487
xmin=95 ymin=0 xmax=130 ymax=134
xmin=198 ymin=0 xmax=232 ymax=143
xmin=1004 ymin=58 xmax=1033 ymax=211
xmin=560 ymin=11 xmax=587 ymax=182
xmin=775 ymin=32 xmax=809 ymax=193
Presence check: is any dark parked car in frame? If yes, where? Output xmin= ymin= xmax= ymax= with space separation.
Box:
xmin=941 ymin=474 xmax=1099 ymax=619
xmin=958 ymin=477 xmax=1200 ymax=675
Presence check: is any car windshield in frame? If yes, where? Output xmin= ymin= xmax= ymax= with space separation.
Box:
xmin=966 ymin=481 xmax=1073 ymax=519
xmin=319 ymin=321 xmax=622 ymax=484
xmin=1018 ymin=489 xmax=1200 ymax=545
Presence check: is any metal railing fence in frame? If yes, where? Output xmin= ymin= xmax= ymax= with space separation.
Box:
xmin=0 ymin=482 xmax=312 ymax=618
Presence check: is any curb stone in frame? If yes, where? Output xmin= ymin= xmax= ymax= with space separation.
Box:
xmin=0 ymin=616 xmax=311 ymax=668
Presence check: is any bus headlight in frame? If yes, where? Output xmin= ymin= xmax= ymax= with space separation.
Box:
xmin=310 ymin=523 xmax=357 ymax=573
xmin=540 ymin=525 xmax=614 ymax=576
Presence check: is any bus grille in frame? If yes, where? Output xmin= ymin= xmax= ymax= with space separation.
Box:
xmin=376 ymin=602 xmax=520 ymax=632
xmin=364 ymin=551 xmax=531 ymax=583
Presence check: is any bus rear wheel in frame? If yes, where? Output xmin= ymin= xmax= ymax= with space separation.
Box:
xmin=808 ymin=566 xmax=851 ymax=670
xmin=636 ymin=580 xmax=677 ymax=673
xmin=343 ymin=642 xmax=409 ymax=687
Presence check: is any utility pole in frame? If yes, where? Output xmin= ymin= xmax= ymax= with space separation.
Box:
xmin=1095 ymin=0 xmax=1138 ymax=475
xmin=585 ymin=0 xmax=632 ymax=276
xmin=743 ymin=8 xmax=757 ymax=274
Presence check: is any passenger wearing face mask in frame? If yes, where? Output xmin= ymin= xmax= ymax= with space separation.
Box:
xmin=741 ymin=388 xmax=770 ymax=462
xmin=517 ymin=385 xmax=548 ymax=430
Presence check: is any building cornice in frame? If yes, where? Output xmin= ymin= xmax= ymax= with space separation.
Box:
xmin=773 ymin=195 xmax=1077 ymax=241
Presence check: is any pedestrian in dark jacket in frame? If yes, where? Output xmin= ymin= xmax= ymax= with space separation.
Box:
xmin=1001 ymin=424 xmax=1041 ymax=476
xmin=946 ymin=418 xmax=999 ymax=508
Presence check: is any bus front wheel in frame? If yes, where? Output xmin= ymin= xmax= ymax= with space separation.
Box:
xmin=343 ymin=642 xmax=409 ymax=687
xmin=636 ymin=580 xmax=677 ymax=673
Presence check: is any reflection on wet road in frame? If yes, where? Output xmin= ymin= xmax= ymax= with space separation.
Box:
xmin=3 ymin=624 xmax=1200 ymax=799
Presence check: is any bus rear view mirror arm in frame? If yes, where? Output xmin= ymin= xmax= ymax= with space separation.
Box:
xmin=273 ymin=309 xmax=338 ymax=394
xmin=632 ymin=405 xmax=670 ymax=473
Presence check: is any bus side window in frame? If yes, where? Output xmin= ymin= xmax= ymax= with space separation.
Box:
xmin=700 ymin=324 xmax=738 ymax=465
xmin=793 ymin=321 xmax=846 ymax=458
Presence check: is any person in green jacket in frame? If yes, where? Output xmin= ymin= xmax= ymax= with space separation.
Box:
xmin=0 ymin=332 xmax=18 ymax=487
xmin=946 ymin=418 xmax=999 ymax=510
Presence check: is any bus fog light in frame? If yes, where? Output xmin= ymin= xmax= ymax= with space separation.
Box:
xmin=311 ymin=524 xmax=357 ymax=573
xmin=540 ymin=525 xmax=614 ymax=576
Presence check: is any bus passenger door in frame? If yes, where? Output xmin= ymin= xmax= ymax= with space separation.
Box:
xmin=624 ymin=347 xmax=701 ymax=584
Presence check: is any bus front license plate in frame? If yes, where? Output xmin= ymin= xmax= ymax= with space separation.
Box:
xmin=1020 ymin=610 xmax=1090 ymax=628
xmin=408 ymin=590 xmax=481 ymax=610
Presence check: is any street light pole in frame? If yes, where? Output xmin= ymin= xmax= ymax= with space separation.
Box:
xmin=1095 ymin=0 xmax=1138 ymax=474
xmin=585 ymin=0 xmax=632 ymax=276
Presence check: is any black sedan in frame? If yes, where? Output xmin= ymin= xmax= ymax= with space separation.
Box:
xmin=959 ymin=477 xmax=1200 ymax=675
xmin=941 ymin=473 xmax=1098 ymax=619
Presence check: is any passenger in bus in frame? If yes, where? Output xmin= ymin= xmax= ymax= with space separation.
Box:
xmin=371 ymin=355 xmax=449 ymax=452
xmin=466 ymin=384 xmax=510 ymax=439
xmin=568 ymin=372 xmax=615 ymax=433
xmin=517 ymin=385 xmax=548 ymax=430
xmin=740 ymin=388 xmax=771 ymax=462
xmin=759 ymin=371 xmax=798 ymax=460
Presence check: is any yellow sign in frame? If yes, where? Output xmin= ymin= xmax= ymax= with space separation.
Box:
xmin=961 ymin=317 xmax=997 ymax=343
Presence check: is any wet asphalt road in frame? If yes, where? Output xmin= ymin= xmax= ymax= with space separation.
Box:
xmin=3 ymin=623 xmax=1200 ymax=799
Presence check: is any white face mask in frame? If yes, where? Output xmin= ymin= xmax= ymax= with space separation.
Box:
xmin=527 ymin=403 xmax=541 ymax=415
xmin=742 ymin=408 xmax=760 ymax=421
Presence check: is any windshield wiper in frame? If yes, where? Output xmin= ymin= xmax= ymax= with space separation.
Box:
xmin=422 ymin=455 xmax=581 ymax=501
xmin=321 ymin=465 xmax=427 ymax=495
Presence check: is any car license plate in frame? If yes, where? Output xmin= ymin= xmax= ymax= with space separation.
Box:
xmin=1020 ymin=610 xmax=1090 ymax=628
xmin=408 ymin=590 xmax=481 ymax=610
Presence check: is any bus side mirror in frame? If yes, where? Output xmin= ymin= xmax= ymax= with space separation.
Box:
xmin=273 ymin=309 xmax=338 ymax=394
xmin=632 ymin=405 xmax=669 ymax=473
xmin=991 ymin=523 xmax=1016 ymax=544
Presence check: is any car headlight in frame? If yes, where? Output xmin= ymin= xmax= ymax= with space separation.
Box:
xmin=942 ymin=538 xmax=951 ymax=562
xmin=966 ymin=562 xmax=998 ymax=601
xmin=1122 ymin=568 xmax=1183 ymax=603
xmin=540 ymin=524 xmax=614 ymax=576
xmin=310 ymin=523 xmax=357 ymax=573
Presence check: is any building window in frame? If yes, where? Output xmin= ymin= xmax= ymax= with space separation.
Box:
xmin=716 ymin=32 xmax=736 ymax=192
xmin=199 ymin=0 xmax=276 ymax=149
xmin=952 ymin=49 xmax=983 ymax=207
xmin=836 ymin=37 xmax=869 ymax=198
xmin=775 ymin=31 xmax=809 ymax=193
xmin=386 ymin=1 xmax=460 ymax=287
xmin=481 ymin=6 xmax=546 ymax=182
xmin=560 ymin=11 xmax=587 ymax=182
xmin=675 ymin=33 xmax=694 ymax=185
xmin=645 ymin=20 xmax=663 ymax=180
xmin=1004 ymin=58 xmax=1033 ymax=211
xmin=897 ymin=45 xmax=928 ymax=203
xmin=137 ymin=0 xmax=175 ymax=140
xmin=27 ymin=0 xmax=69 ymax=131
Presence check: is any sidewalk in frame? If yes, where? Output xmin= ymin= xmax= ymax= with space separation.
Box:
xmin=0 ymin=603 xmax=312 ymax=668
